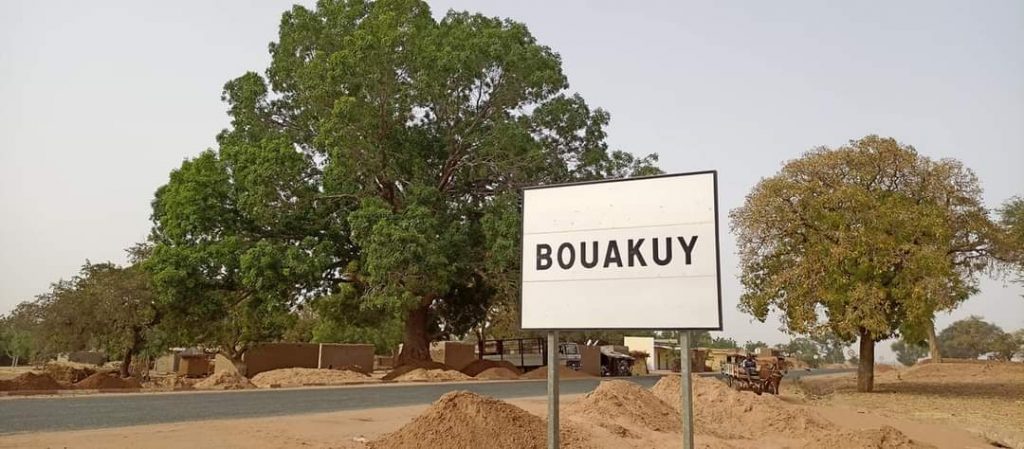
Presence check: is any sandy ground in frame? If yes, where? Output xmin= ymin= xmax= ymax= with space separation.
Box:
xmin=795 ymin=362 xmax=1024 ymax=449
xmin=0 ymin=387 xmax=996 ymax=449
xmin=0 ymin=396 xmax=576 ymax=449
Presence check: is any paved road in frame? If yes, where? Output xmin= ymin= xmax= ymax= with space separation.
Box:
xmin=0 ymin=369 xmax=851 ymax=434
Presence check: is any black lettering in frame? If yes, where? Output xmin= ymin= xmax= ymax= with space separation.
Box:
xmin=580 ymin=241 xmax=598 ymax=268
xmin=536 ymin=244 xmax=552 ymax=270
xmin=604 ymin=240 xmax=623 ymax=268
xmin=557 ymin=242 xmax=575 ymax=269
xmin=652 ymin=237 xmax=673 ymax=265
xmin=627 ymin=238 xmax=647 ymax=267
xmin=676 ymin=236 xmax=698 ymax=265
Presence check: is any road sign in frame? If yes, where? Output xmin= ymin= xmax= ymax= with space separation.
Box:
xmin=520 ymin=171 xmax=722 ymax=330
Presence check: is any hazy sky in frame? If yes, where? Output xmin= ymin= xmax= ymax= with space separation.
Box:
xmin=2 ymin=1 xmax=1022 ymax=361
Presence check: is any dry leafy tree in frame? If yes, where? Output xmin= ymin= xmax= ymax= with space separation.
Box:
xmin=997 ymin=196 xmax=1024 ymax=284
xmin=731 ymin=135 xmax=995 ymax=392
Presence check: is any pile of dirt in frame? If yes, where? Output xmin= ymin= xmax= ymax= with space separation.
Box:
xmin=459 ymin=359 xmax=520 ymax=377
xmin=393 ymin=368 xmax=472 ymax=382
xmin=382 ymin=360 xmax=452 ymax=381
xmin=193 ymin=371 xmax=255 ymax=390
xmin=520 ymin=365 xmax=594 ymax=379
xmin=651 ymin=375 xmax=932 ymax=448
xmin=474 ymin=367 xmax=521 ymax=380
xmin=567 ymin=379 xmax=680 ymax=433
xmin=0 ymin=372 xmax=65 ymax=391
xmin=370 ymin=391 xmax=588 ymax=449
xmin=250 ymin=368 xmax=371 ymax=388
xmin=74 ymin=372 xmax=142 ymax=390
xmin=43 ymin=362 xmax=108 ymax=384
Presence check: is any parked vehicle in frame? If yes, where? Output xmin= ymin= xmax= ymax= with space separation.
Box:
xmin=478 ymin=338 xmax=580 ymax=372
xmin=599 ymin=345 xmax=634 ymax=377
xmin=720 ymin=354 xmax=786 ymax=395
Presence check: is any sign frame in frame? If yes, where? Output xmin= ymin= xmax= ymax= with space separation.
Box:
xmin=518 ymin=170 xmax=723 ymax=331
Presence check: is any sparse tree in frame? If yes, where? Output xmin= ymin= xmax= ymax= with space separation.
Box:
xmin=890 ymin=338 xmax=928 ymax=366
xmin=743 ymin=340 xmax=769 ymax=353
xmin=731 ymin=136 xmax=994 ymax=391
xmin=30 ymin=260 xmax=160 ymax=377
xmin=782 ymin=337 xmax=822 ymax=368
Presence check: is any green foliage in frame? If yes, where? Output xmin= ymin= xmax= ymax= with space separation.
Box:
xmin=0 ymin=313 xmax=35 ymax=363
xmin=890 ymin=338 xmax=929 ymax=366
xmin=731 ymin=135 xmax=995 ymax=388
xmin=997 ymin=197 xmax=1024 ymax=287
xmin=707 ymin=336 xmax=739 ymax=349
xmin=148 ymin=0 xmax=658 ymax=360
xmin=938 ymin=316 xmax=1017 ymax=360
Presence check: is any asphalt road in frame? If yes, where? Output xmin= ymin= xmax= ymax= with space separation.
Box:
xmin=0 ymin=369 xmax=851 ymax=434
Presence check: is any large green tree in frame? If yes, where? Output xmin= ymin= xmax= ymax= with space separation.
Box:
xmin=148 ymin=0 xmax=657 ymax=364
xmin=938 ymin=316 xmax=1016 ymax=360
xmin=731 ymin=136 xmax=994 ymax=391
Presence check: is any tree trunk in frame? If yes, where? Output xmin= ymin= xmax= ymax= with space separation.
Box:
xmin=121 ymin=327 xmax=144 ymax=378
xmin=857 ymin=327 xmax=875 ymax=392
xmin=925 ymin=317 xmax=941 ymax=362
xmin=120 ymin=348 xmax=133 ymax=378
xmin=397 ymin=304 xmax=431 ymax=365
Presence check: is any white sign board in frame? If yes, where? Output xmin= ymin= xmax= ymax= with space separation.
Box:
xmin=520 ymin=171 xmax=722 ymax=330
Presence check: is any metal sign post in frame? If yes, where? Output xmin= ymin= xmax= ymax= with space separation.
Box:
xmin=547 ymin=331 xmax=560 ymax=449
xmin=679 ymin=331 xmax=694 ymax=449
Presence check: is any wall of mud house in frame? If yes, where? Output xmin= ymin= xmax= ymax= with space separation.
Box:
xmin=178 ymin=356 xmax=212 ymax=378
xmin=243 ymin=343 xmax=320 ymax=376
xmin=579 ymin=345 xmax=601 ymax=376
xmin=153 ymin=353 xmax=180 ymax=374
xmin=449 ymin=342 xmax=477 ymax=370
xmin=317 ymin=344 xmax=374 ymax=373
xmin=623 ymin=336 xmax=656 ymax=372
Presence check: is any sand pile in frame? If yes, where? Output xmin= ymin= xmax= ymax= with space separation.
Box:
xmin=250 ymin=368 xmax=371 ymax=388
xmin=370 ymin=391 xmax=588 ymax=449
xmin=194 ymin=371 xmax=255 ymax=390
xmin=393 ymin=368 xmax=472 ymax=382
xmin=0 ymin=372 xmax=65 ymax=391
xmin=521 ymin=365 xmax=594 ymax=379
xmin=474 ymin=367 xmax=520 ymax=380
xmin=567 ymin=379 xmax=680 ymax=433
xmin=654 ymin=375 xmax=833 ymax=437
xmin=74 ymin=372 xmax=141 ymax=390
xmin=382 ymin=360 xmax=451 ymax=381
xmin=651 ymin=375 xmax=933 ymax=448
xmin=44 ymin=362 xmax=110 ymax=384
xmin=460 ymin=359 xmax=520 ymax=377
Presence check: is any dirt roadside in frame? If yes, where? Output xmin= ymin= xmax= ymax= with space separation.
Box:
xmin=0 ymin=388 xmax=992 ymax=449
xmin=794 ymin=362 xmax=1024 ymax=449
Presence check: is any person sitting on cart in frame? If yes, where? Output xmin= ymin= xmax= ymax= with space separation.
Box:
xmin=742 ymin=354 xmax=758 ymax=377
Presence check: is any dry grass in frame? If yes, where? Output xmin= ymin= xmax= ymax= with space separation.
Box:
xmin=793 ymin=362 xmax=1024 ymax=448
xmin=0 ymin=366 xmax=36 ymax=381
